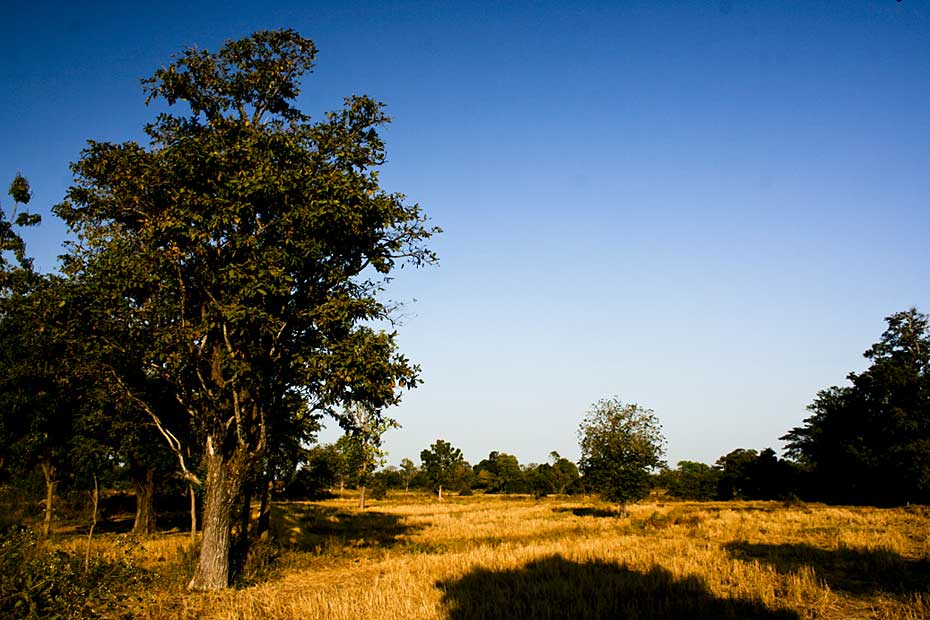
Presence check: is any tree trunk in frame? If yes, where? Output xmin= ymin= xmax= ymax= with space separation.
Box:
xmin=132 ymin=468 xmax=157 ymax=534
xmin=256 ymin=478 xmax=272 ymax=538
xmin=238 ymin=482 xmax=253 ymax=544
xmin=39 ymin=461 xmax=56 ymax=538
xmin=438 ymin=484 xmax=443 ymax=501
xmin=83 ymin=474 xmax=99 ymax=576
xmin=358 ymin=485 xmax=366 ymax=510
xmin=189 ymin=484 xmax=198 ymax=546
xmin=188 ymin=450 xmax=247 ymax=591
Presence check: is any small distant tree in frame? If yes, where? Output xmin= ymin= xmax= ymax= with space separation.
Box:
xmin=420 ymin=440 xmax=465 ymax=500
xmin=399 ymin=458 xmax=418 ymax=492
xmin=578 ymin=397 xmax=666 ymax=512
xmin=283 ymin=443 xmax=341 ymax=500
xmin=547 ymin=451 xmax=581 ymax=495
xmin=473 ymin=451 xmax=525 ymax=493
xmin=337 ymin=403 xmax=398 ymax=509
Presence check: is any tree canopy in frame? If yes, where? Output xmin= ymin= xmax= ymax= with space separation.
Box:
xmin=420 ymin=439 xmax=465 ymax=500
xmin=578 ymin=397 xmax=666 ymax=507
xmin=782 ymin=308 xmax=930 ymax=505
xmin=52 ymin=29 xmax=438 ymax=589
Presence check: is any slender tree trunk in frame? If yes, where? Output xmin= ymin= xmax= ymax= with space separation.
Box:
xmin=256 ymin=478 xmax=272 ymax=538
xmin=438 ymin=484 xmax=443 ymax=501
xmin=83 ymin=474 xmax=99 ymax=576
xmin=132 ymin=468 xmax=157 ymax=535
xmin=189 ymin=484 xmax=198 ymax=546
xmin=188 ymin=450 xmax=247 ymax=591
xmin=39 ymin=461 xmax=56 ymax=538
xmin=238 ymin=482 xmax=253 ymax=544
xmin=358 ymin=485 xmax=366 ymax=510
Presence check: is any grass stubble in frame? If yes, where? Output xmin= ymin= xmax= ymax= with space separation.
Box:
xmin=55 ymin=495 xmax=930 ymax=620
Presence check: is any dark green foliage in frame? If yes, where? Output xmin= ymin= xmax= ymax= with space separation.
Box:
xmin=282 ymin=444 xmax=342 ymax=500
xmin=578 ymin=397 xmax=666 ymax=506
xmin=658 ymin=461 xmax=722 ymax=501
xmin=7 ymin=175 xmax=31 ymax=205
xmin=372 ymin=466 xmax=404 ymax=490
xmin=53 ymin=29 xmax=437 ymax=587
xmin=1 ymin=174 xmax=40 ymax=274
xmin=524 ymin=452 xmax=581 ymax=498
xmin=782 ymin=308 xmax=930 ymax=505
xmin=714 ymin=449 xmax=799 ymax=501
xmin=473 ymin=452 xmax=526 ymax=494
xmin=0 ymin=527 xmax=151 ymax=619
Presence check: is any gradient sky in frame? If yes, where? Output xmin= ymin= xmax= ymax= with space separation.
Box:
xmin=2 ymin=1 xmax=928 ymax=469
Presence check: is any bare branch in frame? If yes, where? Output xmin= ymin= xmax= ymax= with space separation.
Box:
xmin=110 ymin=369 xmax=201 ymax=486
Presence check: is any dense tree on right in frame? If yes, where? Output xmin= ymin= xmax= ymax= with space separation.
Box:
xmin=782 ymin=308 xmax=930 ymax=505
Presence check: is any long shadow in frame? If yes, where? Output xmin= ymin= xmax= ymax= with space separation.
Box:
xmin=552 ymin=506 xmax=624 ymax=518
xmin=438 ymin=555 xmax=798 ymax=620
xmin=275 ymin=503 xmax=421 ymax=551
xmin=725 ymin=542 xmax=930 ymax=596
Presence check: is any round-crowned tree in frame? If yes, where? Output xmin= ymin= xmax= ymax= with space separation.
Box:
xmin=578 ymin=397 xmax=666 ymax=511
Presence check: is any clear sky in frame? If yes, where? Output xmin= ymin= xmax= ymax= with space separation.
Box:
xmin=2 ymin=1 xmax=928 ymax=469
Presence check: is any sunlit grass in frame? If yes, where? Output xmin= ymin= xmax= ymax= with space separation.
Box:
xmin=48 ymin=494 xmax=930 ymax=619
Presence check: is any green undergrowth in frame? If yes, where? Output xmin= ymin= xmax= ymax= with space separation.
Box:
xmin=0 ymin=527 xmax=153 ymax=620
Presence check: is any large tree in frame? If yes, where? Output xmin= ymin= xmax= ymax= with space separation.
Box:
xmin=578 ymin=397 xmax=666 ymax=511
xmin=54 ymin=30 xmax=437 ymax=589
xmin=782 ymin=308 xmax=930 ymax=505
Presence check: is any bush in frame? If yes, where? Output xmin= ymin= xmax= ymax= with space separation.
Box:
xmin=369 ymin=480 xmax=388 ymax=500
xmin=0 ymin=527 xmax=151 ymax=619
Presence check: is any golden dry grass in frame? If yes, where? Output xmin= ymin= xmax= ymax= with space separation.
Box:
xmin=63 ymin=494 xmax=930 ymax=619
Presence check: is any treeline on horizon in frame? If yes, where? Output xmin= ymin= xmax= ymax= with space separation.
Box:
xmin=3 ymin=304 xmax=927 ymax=537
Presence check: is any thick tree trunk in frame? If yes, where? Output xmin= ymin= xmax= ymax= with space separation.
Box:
xmin=132 ymin=468 xmax=157 ymax=535
xmin=256 ymin=478 xmax=272 ymax=538
xmin=188 ymin=450 xmax=247 ymax=591
xmin=39 ymin=461 xmax=56 ymax=538
xmin=358 ymin=485 xmax=367 ymax=510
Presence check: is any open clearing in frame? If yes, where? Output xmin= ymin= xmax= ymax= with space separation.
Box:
xmin=59 ymin=495 xmax=930 ymax=619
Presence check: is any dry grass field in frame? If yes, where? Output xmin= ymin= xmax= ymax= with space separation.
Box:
xmin=48 ymin=494 xmax=930 ymax=619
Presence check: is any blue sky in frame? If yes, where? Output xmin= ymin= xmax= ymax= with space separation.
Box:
xmin=2 ymin=1 xmax=928 ymax=468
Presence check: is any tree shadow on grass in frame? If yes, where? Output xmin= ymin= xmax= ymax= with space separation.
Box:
xmin=274 ymin=503 xmax=421 ymax=551
xmin=725 ymin=542 xmax=930 ymax=596
xmin=552 ymin=506 xmax=624 ymax=518
xmin=437 ymin=555 xmax=798 ymax=620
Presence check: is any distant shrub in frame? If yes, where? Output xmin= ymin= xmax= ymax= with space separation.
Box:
xmin=370 ymin=481 xmax=388 ymax=500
